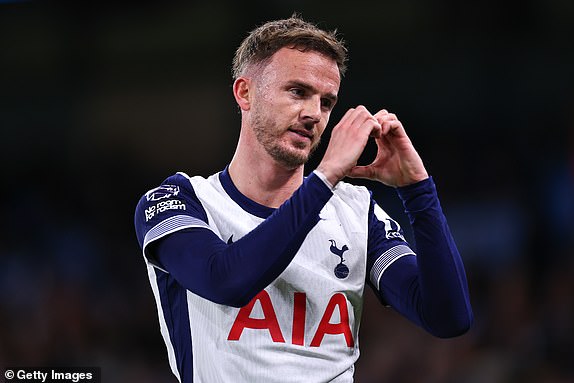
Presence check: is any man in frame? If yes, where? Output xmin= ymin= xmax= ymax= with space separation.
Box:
xmin=134 ymin=16 xmax=472 ymax=383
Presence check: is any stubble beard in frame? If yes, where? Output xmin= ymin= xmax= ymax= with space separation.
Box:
xmin=251 ymin=111 xmax=321 ymax=169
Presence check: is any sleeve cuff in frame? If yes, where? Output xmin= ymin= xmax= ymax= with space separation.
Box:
xmin=313 ymin=169 xmax=336 ymax=191
xmin=396 ymin=176 xmax=439 ymax=213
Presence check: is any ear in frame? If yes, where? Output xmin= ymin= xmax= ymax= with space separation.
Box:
xmin=233 ymin=77 xmax=252 ymax=111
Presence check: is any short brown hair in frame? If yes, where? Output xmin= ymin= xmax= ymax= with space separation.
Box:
xmin=232 ymin=15 xmax=348 ymax=80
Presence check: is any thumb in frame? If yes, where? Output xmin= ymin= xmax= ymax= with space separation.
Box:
xmin=347 ymin=165 xmax=374 ymax=180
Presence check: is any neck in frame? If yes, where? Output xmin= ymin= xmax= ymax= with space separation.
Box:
xmin=228 ymin=134 xmax=304 ymax=209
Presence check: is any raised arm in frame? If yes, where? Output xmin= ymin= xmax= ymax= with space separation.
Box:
xmin=369 ymin=179 xmax=473 ymax=337
xmin=134 ymin=172 xmax=333 ymax=308
xmin=318 ymin=106 xmax=472 ymax=337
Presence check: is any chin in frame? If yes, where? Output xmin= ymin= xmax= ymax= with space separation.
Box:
xmin=265 ymin=139 xmax=317 ymax=169
xmin=272 ymin=149 xmax=309 ymax=169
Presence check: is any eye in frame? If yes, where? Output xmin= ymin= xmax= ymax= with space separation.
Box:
xmin=321 ymin=98 xmax=334 ymax=110
xmin=289 ymin=88 xmax=305 ymax=97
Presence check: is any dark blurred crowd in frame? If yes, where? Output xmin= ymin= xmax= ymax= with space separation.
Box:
xmin=1 ymin=2 xmax=573 ymax=382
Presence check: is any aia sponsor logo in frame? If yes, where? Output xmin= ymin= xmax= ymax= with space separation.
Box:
xmin=228 ymin=291 xmax=354 ymax=348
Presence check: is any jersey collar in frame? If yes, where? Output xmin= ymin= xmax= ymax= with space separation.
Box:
xmin=219 ymin=166 xmax=276 ymax=219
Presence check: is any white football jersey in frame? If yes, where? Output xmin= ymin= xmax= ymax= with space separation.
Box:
xmin=135 ymin=168 xmax=414 ymax=383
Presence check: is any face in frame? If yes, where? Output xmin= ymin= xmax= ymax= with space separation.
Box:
xmin=246 ymin=47 xmax=341 ymax=169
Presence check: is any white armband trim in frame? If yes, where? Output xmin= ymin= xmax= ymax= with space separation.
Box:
xmin=370 ymin=244 xmax=416 ymax=288
xmin=143 ymin=214 xmax=212 ymax=251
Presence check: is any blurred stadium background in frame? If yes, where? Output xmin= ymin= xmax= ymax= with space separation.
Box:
xmin=1 ymin=1 xmax=573 ymax=382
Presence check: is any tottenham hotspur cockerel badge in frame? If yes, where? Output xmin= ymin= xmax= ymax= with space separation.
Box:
xmin=329 ymin=239 xmax=349 ymax=279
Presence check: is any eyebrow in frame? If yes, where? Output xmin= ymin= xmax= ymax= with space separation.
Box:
xmin=285 ymin=80 xmax=338 ymax=104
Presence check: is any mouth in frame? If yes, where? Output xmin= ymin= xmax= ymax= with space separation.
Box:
xmin=288 ymin=126 xmax=314 ymax=141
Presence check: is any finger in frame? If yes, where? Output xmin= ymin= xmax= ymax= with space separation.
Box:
xmin=327 ymin=106 xmax=381 ymax=161
xmin=374 ymin=109 xmax=389 ymax=117
xmin=335 ymin=107 xmax=357 ymax=128
xmin=376 ymin=134 xmax=394 ymax=159
xmin=380 ymin=119 xmax=405 ymax=137
xmin=374 ymin=110 xmax=400 ymax=135
xmin=339 ymin=106 xmax=384 ymax=127
xmin=346 ymin=105 xmax=382 ymax=138
xmin=349 ymin=105 xmax=374 ymax=126
xmin=333 ymin=106 xmax=364 ymax=133
xmin=374 ymin=109 xmax=397 ymax=119
xmin=369 ymin=121 xmax=382 ymax=138
xmin=357 ymin=106 xmax=382 ymax=137
xmin=375 ymin=111 xmax=397 ymax=120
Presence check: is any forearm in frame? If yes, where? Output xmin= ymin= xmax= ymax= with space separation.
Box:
xmin=380 ymin=178 xmax=473 ymax=337
xmin=152 ymin=172 xmax=333 ymax=307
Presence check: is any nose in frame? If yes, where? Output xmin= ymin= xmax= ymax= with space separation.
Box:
xmin=301 ymin=96 xmax=322 ymax=124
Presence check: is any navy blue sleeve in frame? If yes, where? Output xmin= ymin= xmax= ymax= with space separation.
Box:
xmin=142 ymin=172 xmax=333 ymax=308
xmin=371 ymin=177 xmax=473 ymax=338
xmin=366 ymin=196 xmax=416 ymax=290
xmin=134 ymin=173 xmax=211 ymax=268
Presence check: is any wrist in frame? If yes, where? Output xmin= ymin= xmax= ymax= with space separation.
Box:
xmin=313 ymin=169 xmax=336 ymax=190
xmin=397 ymin=174 xmax=429 ymax=187
xmin=316 ymin=164 xmax=344 ymax=187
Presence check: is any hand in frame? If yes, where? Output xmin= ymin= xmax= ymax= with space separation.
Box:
xmin=317 ymin=106 xmax=382 ymax=186
xmin=348 ymin=109 xmax=428 ymax=187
